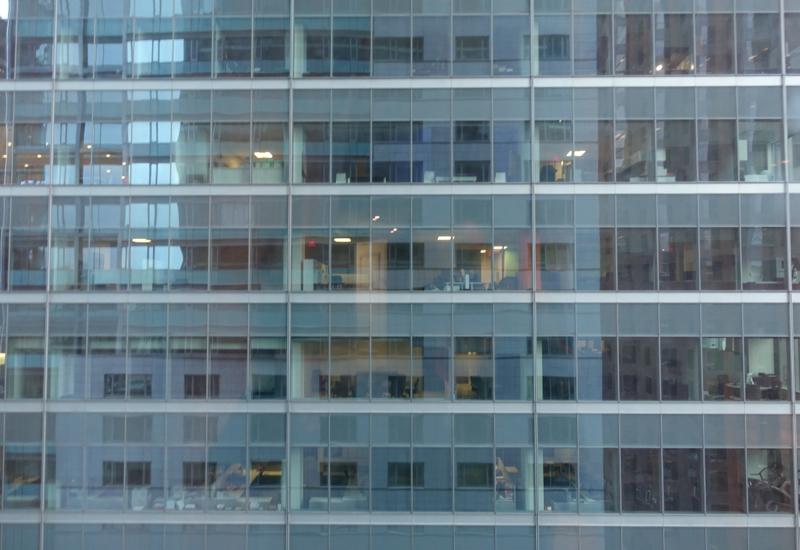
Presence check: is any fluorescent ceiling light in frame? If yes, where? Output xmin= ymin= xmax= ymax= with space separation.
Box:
xmin=254 ymin=151 xmax=273 ymax=159
xmin=438 ymin=236 xmax=453 ymax=241
xmin=132 ymin=238 xmax=152 ymax=244
xmin=333 ymin=237 xmax=352 ymax=243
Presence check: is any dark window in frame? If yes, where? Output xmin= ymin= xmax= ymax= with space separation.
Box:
xmin=220 ymin=37 xmax=250 ymax=62
xmin=374 ymin=37 xmax=413 ymax=61
xmin=184 ymin=375 xmax=206 ymax=398
xmin=128 ymin=374 xmax=153 ymax=398
xmin=455 ymin=121 xmax=490 ymax=142
xmin=126 ymin=462 xmax=152 ymax=487
xmin=455 ymin=36 xmax=490 ymax=61
xmin=388 ymin=462 xmax=412 ymax=487
xmin=102 ymin=461 xmax=125 ymax=486
xmin=325 ymin=461 xmax=359 ymax=488
xmin=255 ymin=36 xmax=287 ymax=64
xmin=183 ymin=461 xmax=213 ymax=487
xmin=184 ymin=374 xmax=220 ymax=398
xmin=251 ymin=462 xmax=283 ymax=487
xmin=104 ymin=374 xmax=126 ymax=398
xmin=457 ymin=462 xmax=493 ymax=487
xmin=252 ymin=374 xmax=287 ymax=399
xmin=539 ymin=34 xmax=570 ymax=60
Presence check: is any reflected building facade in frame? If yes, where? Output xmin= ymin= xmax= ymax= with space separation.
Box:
xmin=0 ymin=0 xmax=798 ymax=549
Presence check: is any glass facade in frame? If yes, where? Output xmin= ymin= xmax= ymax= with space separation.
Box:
xmin=1 ymin=0 xmax=800 ymax=548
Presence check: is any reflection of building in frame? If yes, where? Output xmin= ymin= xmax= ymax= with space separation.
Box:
xmin=0 ymin=0 xmax=798 ymax=548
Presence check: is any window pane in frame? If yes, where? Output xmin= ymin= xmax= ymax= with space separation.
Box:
xmin=741 ymin=228 xmax=786 ymax=290
xmin=294 ymin=18 xmax=331 ymax=77
xmin=661 ymin=337 xmax=700 ymax=401
xmin=454 ymin=448 xmax=494 ymax=511
xmin=536 ymin=228 xmax=575 ymax=290
xmin=493 ymin=16 xmax=531 ymax=76
xmin=614 ymin=15 xmax=653 ymax=75
xmin=412 ymin=122 xmax=451 ymax=182
xmin=573 ymin=120 xmax=614 ymax=182
xmin=453 ymin=16 xmax=491 ymax=76
xmin=738 ymin=120 xmax=783 ymax=182
xmin=412 ymin=447 xmax=453 ymax=511
xmin=454 ymin=337 xmax=492 ymax=400
xmin=705 ymin=448 xmax=745 ymax=512
xmin=615 ymin=121 xmax=654 ymax=181
xmin=621 ymin=448 xmax=661 ymax=512
xmin=700 ymin=228 xmax=740 ymax=290
xmin=537 ymin=336 xmax=575 ymax=401
xmin=574 ymin=15 xmax=612 ymax=75
xmin=579 ymin=448 xmax=619 ymax=512
xmin=454 ymin=121 xmax=491 ymax=182
xmin=736 ymin=14 xmax=780 ymax=74
xmin=412 ymin=229 xmax=452 ymax=291
xmin=539 ymin=447 xmax=577 ymax=512
xmin=494 ymin=121 xmax=531 ymax=183
xmin=373 ymin=17 xmax=411 ymax=76
xmin=658 ymin=228 xmax=697 ymax=290
xmin=372 ymin=338 xmax=411 ymax=399
xmin=413 ymin=16 xmax=450 ymax=76
xmin=654 ymin=14 xmax=693 ymax=74
xmin=744 ymin=337 xmax=789 ymax=401
xmin=617 ymin=228 xmax=656 ymax=290
xmin=535 ymin=121 xmax=572 ymax=182
xmin=412 ymin=337 xmax=451 ymax=399
xmin=577 ymin=337 xmax=617 ymax=400
xmin=657 ymin=120 xmax=696 ymax=181
xmin=698 ymin=120 xmax=737 ymax=181
xmin=332 ymin=17 xmax=370 ymax=77
xmin=619 ymin=337 xmax=658 ymax=401
xmin=703 ymin=337 xmax=743 ymax=401
xmin=786 ymin=14 xmax=800 ymax=74
xmin=695 ymin=14 xmax=734 ymax=74
xmin=534 ymin=15 xmax=571 ymax=75
xmin=495 ymin=337 xmax=534 ymax=400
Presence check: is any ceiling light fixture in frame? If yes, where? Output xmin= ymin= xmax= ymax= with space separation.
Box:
xmin=132 ymin=238 xmax=152 ymax=244
xmin=333 ymin=237 xmax=352 ymax=243
xmin=254 ymin=151 xmax=273 ymax=159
